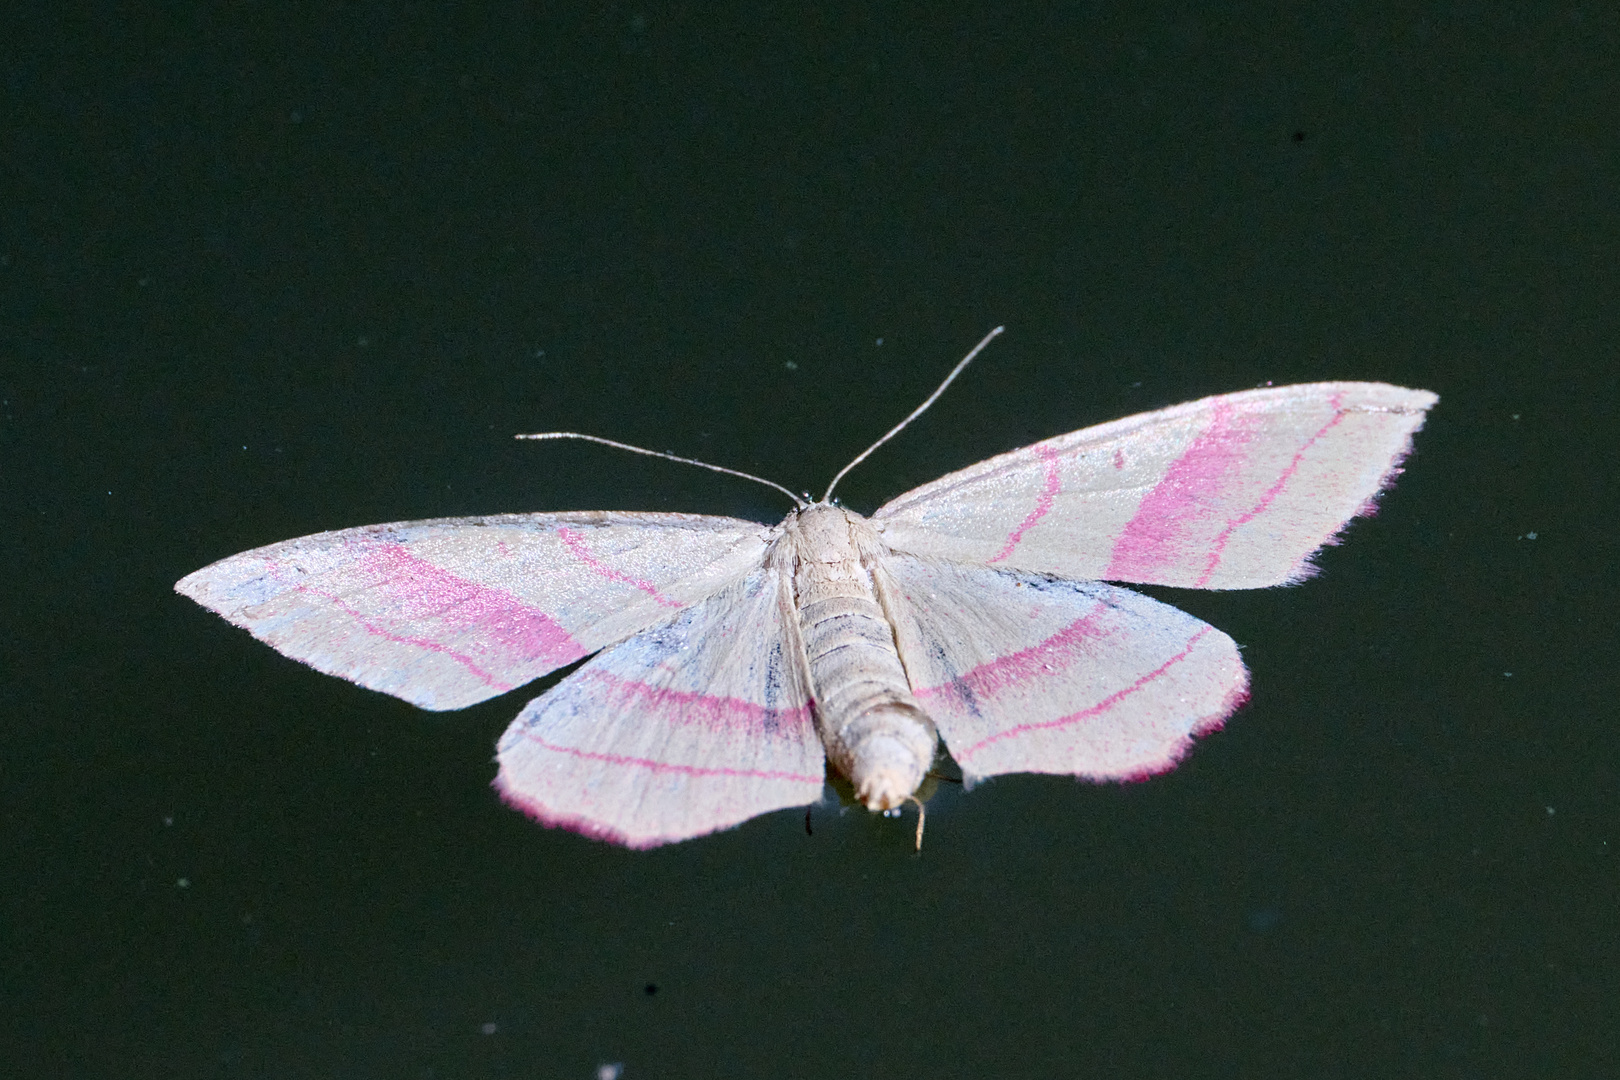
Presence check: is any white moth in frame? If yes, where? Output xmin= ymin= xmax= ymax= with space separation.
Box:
xmin=176 ymin=328 xmax=1437 ymax=848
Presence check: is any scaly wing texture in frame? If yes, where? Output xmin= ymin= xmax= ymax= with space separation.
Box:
xmin=175 ymin=511 xmax=773 ymax=710
xmin=880 ymin=555 xmax=1248 ymax=783
xmin=495 ymin=569 xmax=825 ymax=848
xmin=873 ymin=382 xmax=1437 ymax=589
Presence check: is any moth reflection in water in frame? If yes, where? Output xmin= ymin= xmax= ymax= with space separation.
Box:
xmin=176 ymin=328 xmax=1437 ymax=849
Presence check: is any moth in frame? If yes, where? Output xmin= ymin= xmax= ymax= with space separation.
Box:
xmin=176 ymin=328 xmax=1437 ymax=848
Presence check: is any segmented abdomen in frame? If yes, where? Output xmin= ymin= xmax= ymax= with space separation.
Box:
xmin=785 ymin=505 xmax=936 ymax=810
xmin=799 ymin=591 xmax=914 ymax=722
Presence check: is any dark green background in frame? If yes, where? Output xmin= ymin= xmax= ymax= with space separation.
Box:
xmin=5 ymin=3 xmax=1616 ymax=1077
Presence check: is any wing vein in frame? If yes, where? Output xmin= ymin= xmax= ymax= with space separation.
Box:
xmin=1192 ymin=394 xmax=1348 ymax=587
xmin=985 ymin=444 xmax=1062 ymax=563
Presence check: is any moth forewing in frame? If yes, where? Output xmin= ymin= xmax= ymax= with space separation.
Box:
xmin=871 ymin=381 xmax=1439 ymax=590
xmin=172 ymin=512 xmax=773 ymax=712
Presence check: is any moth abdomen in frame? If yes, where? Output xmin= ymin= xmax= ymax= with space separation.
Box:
xmin=785 ymin=504 xmax=939 ymax=811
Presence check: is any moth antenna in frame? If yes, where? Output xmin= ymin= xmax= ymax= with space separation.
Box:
xmin=516 ymin=431 xmax=808 ymax=509
xmin=821 ymin=326 xmax=1005 ymax=504
xmin=907 ymin=795 xmax=927 ymax=852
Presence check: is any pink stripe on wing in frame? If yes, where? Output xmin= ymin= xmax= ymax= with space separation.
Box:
xmin=280 ymin=543 xmax=586 ymax=688
xmin=558 ymin=528 xmax=685 ymax=608
xmin=955 ymin=626 xmax=1213 ymax=762
xmin=286 ymin=576 xmax=518 ymax=691
xmin=575 ymin=669 xmax=814 ymax=734
xmin=362 ymin=544 xmax=586 ymax=665
xmin=987 ymin=444 xmax=1063 ymax=563
xmin=1192 ymin=395 xmax=1348 ymax=587
xmin=1104 ymin=403 xmax=1257 ymax=582
xmin=517 ymin=732 xmax=823 ymax=783
xmin=913 ymin=603 xmax=1109 ymax=704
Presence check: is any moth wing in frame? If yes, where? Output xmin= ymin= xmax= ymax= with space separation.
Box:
xmin=175 ymin=511 xmax=774 ymax=710
xmin=872 ymin=381 xmax=1438 ymax=589
xmin=495 ymin=568 xmax=825 ymax=848
xmin=878 ymin=555 xmax=1248 ymax=783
